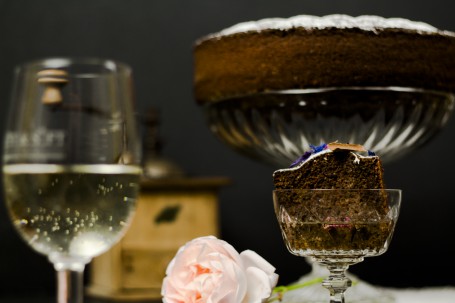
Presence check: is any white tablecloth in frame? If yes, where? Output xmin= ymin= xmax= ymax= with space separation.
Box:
xmin=387 ymin=287 xmax=455 ymax=303
xmin=279 ymin=282 xmax=455 ymax=303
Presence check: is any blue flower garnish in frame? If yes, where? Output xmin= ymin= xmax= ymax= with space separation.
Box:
xmin=290 ymin=143 xmax=328 ymax=168
xmin=290 ymin=151 xmax=312 ymax=168
xmin=311 ymin=143 xmax=327 ymax=153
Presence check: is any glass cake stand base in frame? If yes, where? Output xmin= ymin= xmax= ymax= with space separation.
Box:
xmin=280 ymin=261 xmax=395 ymax=303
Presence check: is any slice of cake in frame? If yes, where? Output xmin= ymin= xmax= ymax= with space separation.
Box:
xmin=273 ymin=142 xmax=384 ymax=189
xmin=273 ymin=143 xmax=391 ymax=254
xmin=194 ymin=14 xmax=455 ymax=104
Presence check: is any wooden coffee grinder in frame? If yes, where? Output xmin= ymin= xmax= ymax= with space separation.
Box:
xmin=87 ymin=108 xmax=229 ymax=300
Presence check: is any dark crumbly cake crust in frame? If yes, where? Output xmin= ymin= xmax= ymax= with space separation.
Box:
xmin=194 ymin=27 xmax=455 ymax=103
xmin=283 ymin=219 xmax=393 ymax=253
xmin=275 ymin=189 xmax=392 ymax=252
xmin=273 ymin=150 xmax=385 ymax=189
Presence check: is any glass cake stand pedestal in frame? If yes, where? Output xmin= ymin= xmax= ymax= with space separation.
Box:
xmin=201 ymin=87 xmax=454 ymax=303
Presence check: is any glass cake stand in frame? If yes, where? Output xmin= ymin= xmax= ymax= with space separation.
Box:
xmin=205 ymin=87 xmax=454 ymax=165
xmin=201 ymin=87 xmax=454 ymax=303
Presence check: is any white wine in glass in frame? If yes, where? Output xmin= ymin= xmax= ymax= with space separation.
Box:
xmin=2 ymin=58 xmax=142 ymax=303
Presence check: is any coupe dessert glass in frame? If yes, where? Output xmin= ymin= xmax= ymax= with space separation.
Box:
xmin=273 ymin=189 xmax=402 ymax=303
xmin=2 ymin=58 xmax=142 ymax=303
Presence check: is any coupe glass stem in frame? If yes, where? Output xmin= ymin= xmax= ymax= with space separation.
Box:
xmin=57 ymin=268 xmax=84 ymax=303
xmin=321 ymin=263 xmax=353 ymax=303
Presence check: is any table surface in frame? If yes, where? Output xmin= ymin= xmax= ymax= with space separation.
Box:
xmin=388 ymin=287 xmax=455 ymax=303
xmin=1 ymin=287 xmax=454 ymax=303
xmin=0 ymin=296 xmax=161 ymax=303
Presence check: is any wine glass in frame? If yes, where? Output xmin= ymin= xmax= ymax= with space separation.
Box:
xmin=2 ymin=58 xmax=142 ymax=303
xmin=273 ymin=189 xmax=401 ymax=303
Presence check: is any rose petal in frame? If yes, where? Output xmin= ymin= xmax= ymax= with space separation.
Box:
xmin=240 ymin=250 xmax=279 ymax=303
xmin=243 ymin=267 xmax=278 ymax=303
xmin=205 ymin=254 xmax=247 ymax=303
xmin=240 ymin=250 xmax=276 ymax=275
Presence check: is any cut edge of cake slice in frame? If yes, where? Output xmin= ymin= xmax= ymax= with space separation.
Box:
xmin=273 ymin=142 xmax=385 ymax=189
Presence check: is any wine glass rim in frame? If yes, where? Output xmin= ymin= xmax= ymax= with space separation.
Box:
xmin=16 ymin=57 xmax=132 ymax=75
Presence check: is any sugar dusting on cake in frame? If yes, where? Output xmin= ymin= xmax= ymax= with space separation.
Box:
xmin=208 ymin=14 xmax=454 ymax=39
xmin=278 ymin=142 xmax=376 ymax=172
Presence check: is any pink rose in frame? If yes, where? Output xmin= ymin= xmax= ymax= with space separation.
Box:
xmin=162 ymin=236 xmax=279 ymax=303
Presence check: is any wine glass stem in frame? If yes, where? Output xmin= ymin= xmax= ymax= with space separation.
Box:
xmin=322 ymin=264 xmax=351 ymax=303
xmin=57 ymin=268 xmax=84 ymax=303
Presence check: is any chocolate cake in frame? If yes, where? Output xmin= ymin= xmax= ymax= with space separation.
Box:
xmin=194 ymin=14 xmax=455 ymax=104
xmin=273 ymin=142 xmax=384 ymax=189
xmin=273 ymin=143 xmax=393 ymax=254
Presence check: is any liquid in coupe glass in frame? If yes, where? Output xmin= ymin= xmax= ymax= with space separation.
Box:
xmin=2 ymin=58 xmax=142 ymax=303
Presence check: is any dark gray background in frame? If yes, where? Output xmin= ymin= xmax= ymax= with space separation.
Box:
xmin=0 ymin=0 xmax=454 ymax=297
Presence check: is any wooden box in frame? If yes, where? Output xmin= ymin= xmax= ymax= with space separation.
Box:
xmin=87 ymin=177 xmax=229 ymax=300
